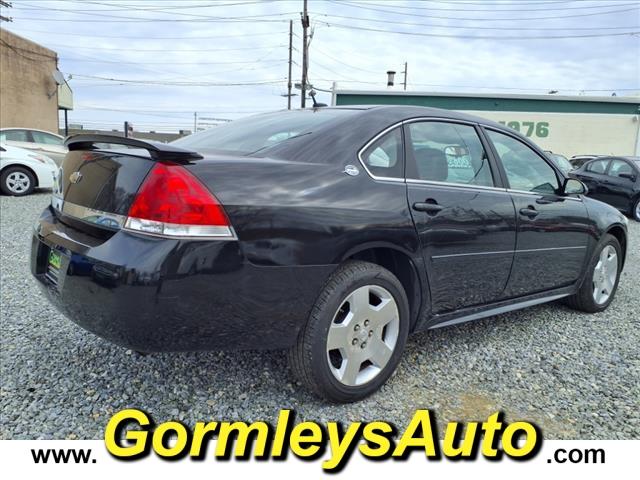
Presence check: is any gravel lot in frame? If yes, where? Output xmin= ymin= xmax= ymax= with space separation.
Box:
xmin=1 ymin=192 xmax=638 ymax=440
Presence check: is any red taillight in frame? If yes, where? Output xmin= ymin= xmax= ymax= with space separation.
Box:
xmin=125 ymin=163 xmax=233 ymax=238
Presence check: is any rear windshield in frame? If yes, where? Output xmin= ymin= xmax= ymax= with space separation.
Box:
xmin=172 ymin=109 xmax=356 ymax=155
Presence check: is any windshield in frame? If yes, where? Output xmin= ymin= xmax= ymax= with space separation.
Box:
xmin=172 ymin=109 xmax=357 ymax=155
xmin=551 ymin=154 xmax=574 ymax=174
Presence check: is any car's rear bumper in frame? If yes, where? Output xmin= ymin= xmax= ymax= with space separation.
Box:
xmin=30 ymin=206 xmax=335 ymax=352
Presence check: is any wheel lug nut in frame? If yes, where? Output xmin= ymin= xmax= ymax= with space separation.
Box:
xmin=352 ymin=338 xmax=358 ymax=345
xmin=361 ymin=342 xmax=367 ymax=348
xmin=354 ymin=325 xmax=360 ymax=331
xmin=364 ymin=320 xmax=369 ymax=327
xmin=369 ymin=330 xmax=373 ymax=337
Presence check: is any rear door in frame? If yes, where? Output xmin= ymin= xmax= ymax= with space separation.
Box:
xmin=573 ymin=158 xmax=611 ymax=203
xmin=600 ymin=159 xmax=637 ymax=210
xmin=404 ymin=120 xmax=516 ymax=314
xmin=484 ymin=128 xmax=592 ymax=297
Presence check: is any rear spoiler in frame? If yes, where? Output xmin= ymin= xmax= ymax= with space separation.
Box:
xmin=65 ymin=134 xmax=203 ymax=163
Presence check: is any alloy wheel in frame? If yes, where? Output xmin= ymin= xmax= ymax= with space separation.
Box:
xmin=6 ymin=172 xmax=31 ymax=194
xmin=592 ymin=245 xmax=618 ymax=305
xmin=326 ymin=285 xmax=399 ymax=386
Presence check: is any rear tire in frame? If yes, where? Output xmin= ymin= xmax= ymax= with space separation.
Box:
xmin=632 ymin=197 xmax=640 ymax=222
xmin=565 ymin=234 xmax=622 ymax=313
xmin=289 ymin=260 xmax=409 ymax=403
xmin=1 ymin=166 xmax=35 ymax=196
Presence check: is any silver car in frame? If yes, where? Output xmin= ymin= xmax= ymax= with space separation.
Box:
xmin=0 ymin=128 xmax=67 ymax=165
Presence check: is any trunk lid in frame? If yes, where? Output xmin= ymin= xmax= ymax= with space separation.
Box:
xmin=52 ymin=135 xmax=203 ymax=235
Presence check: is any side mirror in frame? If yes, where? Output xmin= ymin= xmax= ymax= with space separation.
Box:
xmin=619 ymin=172 xmax=637 ymax=181
xmin=562 ymin=178 xmax=587 ymax=195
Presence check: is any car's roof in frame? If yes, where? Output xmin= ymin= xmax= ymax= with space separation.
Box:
xmin=0 ymin=127 xmax=63 ymax=138
xmin=596 ymin=155 xmax=640 ymax=162
xmin=323 ymin=104 xmax=506 ymax=129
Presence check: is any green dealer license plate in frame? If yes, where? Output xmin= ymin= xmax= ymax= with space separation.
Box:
xmin=48 ymin=250 xmax=62 ymax=270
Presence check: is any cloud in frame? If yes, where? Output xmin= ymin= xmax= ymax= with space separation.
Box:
xmin=4 ymin=0 xmax=638 ymax=132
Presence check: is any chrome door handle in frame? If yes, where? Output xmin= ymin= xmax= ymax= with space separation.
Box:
xmin=413 ymin=202 xmax=443 ymax=214
xmin=519 ymin=206 xmax=539 ymax=218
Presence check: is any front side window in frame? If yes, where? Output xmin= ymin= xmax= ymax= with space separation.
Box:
xmin=608 ymin=159 xmax=633 ymax=178
xmin=31 ymin=131 xmax=63 ymax=145
xmin=487 ymin=130 xmax=559 ymax=194
xmin=360 ymin=127 xmax=403 ymax=178
xmin=406 ymin=122 xmax=494 ymax=187
xmin=586 ymin=159 xmax=610 ymax=174
xmin=0 ymin=130 xmax=29 ymax=142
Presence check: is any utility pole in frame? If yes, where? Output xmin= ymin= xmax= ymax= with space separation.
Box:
xmin=287 ymin=20 xmax=293 ymax=110
xmin=300 ymin=0 xmax=309 ymax=108
xmin=402 ymin=62 xmax=408 ymax=91
xmin=193 ymin=112 xmax=197 ymax=132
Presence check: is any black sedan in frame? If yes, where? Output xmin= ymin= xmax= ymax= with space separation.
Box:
xmin=570 ymin=156 xmax=640 ymax=221
xmin=31 ymin=106 xmax=628 ymax=402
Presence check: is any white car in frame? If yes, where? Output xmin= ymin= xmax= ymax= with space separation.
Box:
xmin=0 ymin=144 xmax=57 ymax=196
xmin=0 ymin=128 xmax=67 ymax=165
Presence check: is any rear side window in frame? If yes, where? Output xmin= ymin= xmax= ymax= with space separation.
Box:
xmin=608 ymin=160 xmax=633 ymax=177
xmin=172 ymin=109 xmax=357 ymax=156
xmin=586 ymin=159 xmax=610 ymax=174
xmin=0 ymin=130 xmax=29 ymax=142
xmin=406 ymin=121 xmax=494 ymax=187
xmin=487 ymin=129 xmax=559 ymax=194
xmin=360 ymin=127 xmax=404 ymax=179
xmin=32 ymin=131 xmax=63 ymax=145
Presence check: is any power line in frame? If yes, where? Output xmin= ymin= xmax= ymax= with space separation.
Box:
xmin=310 ymin=13 xmax=640 ymax=31
xmin=332 ymin=0 xmax=640 ymax=13
xmin=320 ymin=21 xmax=640 ymax=39
xmin=46 ymin=42 xmax=287 ymax=53
xmin=68 ymin=73 xmax=287 ymax=87
xmin=12 ymin=15 xmax=291 ymax=23
xmin=9 ymin=28 xmax=289 ymax=39
xmin=328 ymin=1 xmax=640 ymax=22
xmin=57 ymin=0 xmax=276 ymax=12
xmin=61 ymin=57 xmax=288 ymax=66
xmin=426 ymin=1 xmax=578 ymax=4
xmin=12 ymin=3 xmax=297 ymax=23
xmin=321 ymin=78 xmax=640 ymax=93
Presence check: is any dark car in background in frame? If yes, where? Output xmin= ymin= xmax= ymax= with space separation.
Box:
xmin=571 ymin=156 xmax=640 ymax=221
xmin=30 ymin=106 xmax=628 ymax=402
xmin=570 ymin=154 xmax=602 ymax=169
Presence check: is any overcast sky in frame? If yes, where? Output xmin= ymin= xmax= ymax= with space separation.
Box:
xmin=2 ymin=0 xmax=639 ymax=132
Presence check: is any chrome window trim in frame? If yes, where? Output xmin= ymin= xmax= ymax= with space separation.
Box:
xmin=406 ymin=178 xmax=507 ymax=193
xmin=402 ymin=116 xmax=479 ymax=127
xmin=507 ymin=188 xmax=583 ymax=202
xmin=357 ymin=118 xmax=584 ymax=204
xmin=357 ymin=121 xmax=406 ymax=183
xmin=359 ymin=117 xmax=500 ymax=190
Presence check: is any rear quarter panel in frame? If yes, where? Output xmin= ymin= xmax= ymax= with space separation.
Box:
xmin=185 ymin=159 xmax=420 ymax=267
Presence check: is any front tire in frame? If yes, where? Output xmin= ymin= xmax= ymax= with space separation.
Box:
xmin=1 ymin=167 xmax=35 ymax=196
xmin=289 ymin=260 xmax=410 ymax=403
xmin=566 ymin=234 xmax=622 ymax=313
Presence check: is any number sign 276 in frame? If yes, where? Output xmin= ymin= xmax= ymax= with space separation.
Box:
xmin=498 ymin=121 xmax=549 ymax=138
